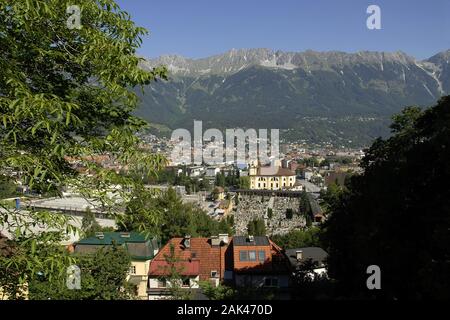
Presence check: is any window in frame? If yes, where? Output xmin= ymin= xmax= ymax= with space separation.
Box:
xmin=258 ymin=251 xmax=266 ymax=262
xmin=240 ymin=250 xmax=249 ymax=261
xmin=240 ymin=250 xmax=260 ymax=262
xmin=129 ymin=266 xmax=136 ymax=275
xmin=248 ymin=251 xmax=257 ymax=261
xmin=182 ymin=278 xmax=190 ymax=287
xmin=211 ymin=270 xmax=218 ymax=278
xmin=157 ymin=278 xmax=166 ymax=288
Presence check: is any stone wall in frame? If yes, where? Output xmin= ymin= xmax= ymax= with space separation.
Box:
xmin=234 ymin=194 xmax=306 ymax=236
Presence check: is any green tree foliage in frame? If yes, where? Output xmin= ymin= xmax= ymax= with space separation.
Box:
xmin=215 ymin=173 xmax=226 ymax=188
xmin=199 ymin=281 xmax=236 ymax=300
xmin=0 ymin=0 xmax=167 ymax=297
xmin=29 ymin=246 xmax=133 ymax=300
xmin=0 ymin=176 xmax=17 ymax=199
xmin=159 ymin=243 xmax=193 ymax=300
xmin=267 ymin=208 xmax=273 ymax=219
xmin=81 ymin=208 xmax=114 ymax=237
xmin=247 ymin=218 xmax=266 ymax=236
xmin=320 ymin=182 xmax=344 ymax=214
xmin=285 ymin=208 xmax=294 ymax=219
xmin=319 ymin=158 xmax=330 ymax=168
xmin=120 ymin=188 xmax=234 ymax=242
xmin=290 ymin=259 xmax=333 ymax=300
xmin=298 ymin=157 xmax=320 ymax=168
xmin=299 ymin=191 xmax=313 ymax=226
xmin=271 ymin=227 xmax=321 ymax=249
xmin=238 ymin=176 xmax=250 ymax=189
xmin=117 ymin=186 xmax=162 ymax=237
xmin=224 ymin=169 xmax=240 ymax=188
xmin=142 ymin=167 xmax=178 ymax=185
xmin=81 ymin=208 xmax=101 ymax=237
xmin=218 ymin=215 xmax=234 ymax=236
xmin=0 ymin=212 xmax=78 ymax=299
xmin=206 ymin=169 xmax=240 ymax=189
xmin=323 ymin=97 xmax=450 ymax=299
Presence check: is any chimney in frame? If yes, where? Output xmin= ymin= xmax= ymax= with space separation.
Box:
xmin=95 ymin=232 xmax=104 ymax=239
xmin=218 ymin=234 xmax=229 ymax=245
xmin=296 ymin=250 xmax=303 ymax=261
xmin=248 ymin=235 xmax=254 ymax=243
xmin=183 ymin=235 xmax=191 ymax=249
xmin=211 ymin=236 xmax=220 ymax=247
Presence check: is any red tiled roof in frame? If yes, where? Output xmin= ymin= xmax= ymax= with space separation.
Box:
xmin=149 ymin=238 xmax=231 ymax=280
xmin=149 ymin=260 xmax=200 ymax=276
xmin=149 ymin=237 xmax=290 ymax=279
xmin=256 ymin=166 xmax=296 ymax=176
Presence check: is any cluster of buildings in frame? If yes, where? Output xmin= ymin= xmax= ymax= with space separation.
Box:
xmin=70 ymin=232 xmax=327 ymax=300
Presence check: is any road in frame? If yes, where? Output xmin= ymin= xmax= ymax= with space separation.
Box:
xmin=297 ymin=179 xmax=322 ymax=193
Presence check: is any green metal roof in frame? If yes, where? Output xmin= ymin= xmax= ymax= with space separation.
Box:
xmin=75 ymin=232 xmax=159 ymax=260
xmin=76 ymin=232 xmax=148 ymax=245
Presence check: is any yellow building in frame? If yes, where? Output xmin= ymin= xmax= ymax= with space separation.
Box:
xmin=249 ymin=165 xmax=296 ymax=190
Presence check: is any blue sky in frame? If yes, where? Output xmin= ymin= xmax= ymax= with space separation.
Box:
xmin=116 ymin=0 xmax=450 ymax=60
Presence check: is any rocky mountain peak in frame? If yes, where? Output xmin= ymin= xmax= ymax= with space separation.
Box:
xmin=141 ymin=48 xmax=424 ymax=76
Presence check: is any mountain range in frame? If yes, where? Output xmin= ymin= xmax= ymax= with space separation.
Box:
xmin=136 ymin=48 xmax=450 ymax=147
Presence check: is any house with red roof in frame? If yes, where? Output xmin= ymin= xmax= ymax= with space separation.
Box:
xmin=232 ymin=235 xmax=291 ymax=290
xmin=147 ymin=234 xmax=232 ymax=300
xmin=147 ymin=234 xmax=292 ymax=300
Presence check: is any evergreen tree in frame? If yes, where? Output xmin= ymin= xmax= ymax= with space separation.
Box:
xmin=323 ymin=97 xmax=450 ymax=299
xmin=247 ymin=218 xmax=266 ymax=236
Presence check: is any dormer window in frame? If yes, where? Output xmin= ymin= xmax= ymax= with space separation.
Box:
xmin=183 ymin=235 xmax=191 ymax=249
